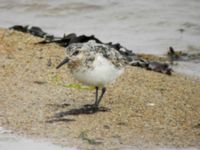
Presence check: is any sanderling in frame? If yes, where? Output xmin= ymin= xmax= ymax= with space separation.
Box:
xmin=56 ymin=41 xmax=127 ymax=108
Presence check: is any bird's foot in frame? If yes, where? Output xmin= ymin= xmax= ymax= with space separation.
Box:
xmin=83 ymin=104 xmax=99 ymax=111
xmin=83 ymin=104 xmax=110 ymax=112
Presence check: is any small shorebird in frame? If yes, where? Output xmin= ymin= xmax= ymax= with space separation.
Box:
xmin=56 ymin=41 xmax=126 ymax=108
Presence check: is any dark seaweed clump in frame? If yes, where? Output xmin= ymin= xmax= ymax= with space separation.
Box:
xmin=9 ymin=25 xmax=172 ymax=75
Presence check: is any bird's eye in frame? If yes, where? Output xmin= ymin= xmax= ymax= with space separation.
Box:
xmin=72 ymin=51 xmax=79 ymax=56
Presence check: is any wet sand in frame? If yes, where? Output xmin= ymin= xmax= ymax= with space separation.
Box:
xmin=0 ymin=28 xmax=200 ymax=150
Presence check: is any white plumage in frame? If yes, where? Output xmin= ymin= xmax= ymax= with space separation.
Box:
xmin=73 ymin=54 xmax=124 ymax=87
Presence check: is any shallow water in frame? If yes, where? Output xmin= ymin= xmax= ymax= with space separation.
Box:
xmin=0 ymin=127 xmax=77 ymax=150
xmin=0 ymin=0 xmax=200 ymax=52
xmin=0 ymin=127 xmax=199 ymax=150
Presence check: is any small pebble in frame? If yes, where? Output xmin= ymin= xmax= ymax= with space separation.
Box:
xmin=146 ymin=103 xmax=155 ymax=106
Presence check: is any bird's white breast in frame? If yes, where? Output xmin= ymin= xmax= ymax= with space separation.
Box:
xmin=72 ymin=55 xmax=124 ymax=87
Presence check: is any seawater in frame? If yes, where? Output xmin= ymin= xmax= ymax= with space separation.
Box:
xmin=0 ymin=127 xmax=77 ymax=150
xmin=0 ymin=0 xmax=200 ymax=51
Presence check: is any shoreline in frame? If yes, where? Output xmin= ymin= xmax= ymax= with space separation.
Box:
xmin=0 ymin=127 xmax=76 ymax=150
xmin=0 ymin=28 xmax=200 ymax=150
xmin=0 ymin=127 xmax=198 ymax=150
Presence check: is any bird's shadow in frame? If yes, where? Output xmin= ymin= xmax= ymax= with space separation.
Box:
xmin=47 ymin=104 xmax=110 ymax=123
xmin=46 ymin=118 xmax=76 ymax=123
xmin=55 ymin=104 xmax=110 ymax=118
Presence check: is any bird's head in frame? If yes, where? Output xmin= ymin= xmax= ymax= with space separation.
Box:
xmin=56 ymin=49 xmax=82 ymax=69
xmin=56 ymin=42 xmax=89 ymax=69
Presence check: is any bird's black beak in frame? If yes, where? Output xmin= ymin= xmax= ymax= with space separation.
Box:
xmin=56 ymin=57 xmax=70 ymax=69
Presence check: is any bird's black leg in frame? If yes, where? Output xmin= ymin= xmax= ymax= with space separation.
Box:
xmin=95 ymin=87 xmax=106 ymax=107
xmin=94 ymin=87 xmax=99 ymax=107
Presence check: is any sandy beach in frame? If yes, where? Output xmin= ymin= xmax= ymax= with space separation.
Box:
xmin=0 ymin=28 xmax=200 ymax=150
